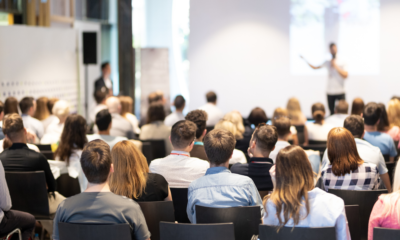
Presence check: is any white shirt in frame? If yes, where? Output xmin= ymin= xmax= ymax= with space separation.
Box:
xmin=324 ymin=56 xmax=348 ymax=95
xmin=21 ymin=114 xmax=44 ymax=139
xmin=87 ymin=134 xmax=127 ymax=150
xmin=199 ymin=103 xmax=224 ymax=127
xmin=124 ymin=113 xmax=141 ymax=134
xmin=270 ymin=141 xmax=291 ymax=163
xmin=306 ymin=122 xmax=335 ymax=141
xmin=149 ymin=151 xmax=209 ymax=188
xmin=0 ymin=140 xmax=39 ymax=153
xmin=105 ymin=77 xmax=112 ymax=89
xmin=53 ymin=149 xmax=87 ymax=192
xmin=230 ymin=149 xmax=247 ymax=164
xmin=41 ymin=115 xmax=59 ymax=132
xmin=89 ymin=104 xmax=107 ymax=124
xmin=324 ymin=114 xmax=349 ymax=128
xmin=164 ymin=112 xmax=185 ymax=127
xmin=41 ymin=122 xmax=64 ymax=144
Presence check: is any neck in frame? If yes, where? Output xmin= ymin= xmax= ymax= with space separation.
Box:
xmin=208 ymin=102 xmax=216 ymax=105
xmin=195 ymin=138 xmax=204 ymax=142
xmin=172 ymin=147 xmax=191 ymax=153
xmin=210 ymin=161 xmax=229 ymax=168
xmin=365 ymin=125 xmax=377 ymax=132
xmin=85 ymin=181 xmax=110 ymax=192
xmin=315 ymin=120 xmax=324 ymax=124
xmin=252 ymin=148 xmax=270 ymax=158
xmin=98 ymin=130 xmax=110 ymax=135
xmin=175 ymin=109 xmax=183 ymax=113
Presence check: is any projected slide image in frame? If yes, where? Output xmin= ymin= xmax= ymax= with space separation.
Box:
xmin=290 ymin=0 xmax=380 ymax=75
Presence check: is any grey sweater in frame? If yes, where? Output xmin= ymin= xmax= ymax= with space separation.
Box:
xmin=0 ymin=161 xmax=12 ymax=223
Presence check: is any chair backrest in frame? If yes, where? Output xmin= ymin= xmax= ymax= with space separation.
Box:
xmin=41 ymin=151 xmax=54 ymax=160
xmin=58 ymin=222 xmax=131 ymax=240
xmin=56 ymin=173 xmax=81 ymax=198
xmin=35 ymin=144 xmax=52 ymax=151
xmin=345 ymin=205 xmax=361 ymax=240
xmin=160 ymin=222 xmax=235 ymax=240
xmin=385 ymin=162 xmax=396 ymax=185
xmin=170 ymin=188 xmax=190 ymax=223
xmin=259 ymin=225 xmax=336 ymax=240
xmin=196 ymin=205 xmax=261 ymax=240
xmin=373 ymin=227 xmax=400 ymax=240
xmin=328 ymin=189 xmax=388 ymax=240
xmin=308 ymin=140 xmax=327 ymax=145
xmin=301 ymin=144 xmax=326 ymax=159
xmin=5 ymin=171 xmax=50 ymax=218
xmin=138 ymin=201 xmax=175 ymax=240
xmin=258 ymin=191 xmax=270 ymax=200
xmin=383 ymin=154 xmax=390 ymax=162
xmin=206 ymin=126 xmax=214 ymax=134
xmin=142 ymin=142 xmax=154 ymax=165
xmin=141 ymin=140 xmax=166 ymax=163
xmin=294 ymin=125 xmax=305 ymax=145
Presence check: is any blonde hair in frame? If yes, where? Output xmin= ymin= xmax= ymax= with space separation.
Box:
xmin=34 ymin=97 xmax=50 ymax=120
xmin=215 ymin=119 xmax=242 ymax=140
xmin=52 ymin=100 xmax=70 ymax=119
xmin=224 ymin=111 xmax=245 ymax=136
xmin=286 ymin=98 xmax=305 ymax=124
xmin=110 ymin=140 xmax=148 ymax=199
xmin=272 ymin=107 xmax=288 ymax=125
xmin=380 ymin=162 xmax=400 ymax=225
xmin=119 ymin=96 xmax=133 ymax=118
xmin=387 ymin=99 xmax=400 ymax=128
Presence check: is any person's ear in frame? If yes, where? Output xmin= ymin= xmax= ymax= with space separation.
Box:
xmin=271 ymin=146 xmax=275 ymax=151
xmin=110 ymin=163 xmax=114 ymax=173
xmin=250 ymin=140 xmax=256 ymax=149
xmin=190 ymin=141 xmax=195 ymax=148
xmin=108 ymin=122 xmax=112 ymax=130
xmin=361 ymin=131 xmax=365 ymax=139
xmin=360 ymin=113 xmax=363 ymax=117
xmin=202 ymin=129 xmax=207 ymax=137
xmin=169 ymin=136 xmax=172 ymax=145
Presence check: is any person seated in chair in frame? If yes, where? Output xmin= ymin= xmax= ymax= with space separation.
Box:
xmin=20 ymin=97 xmax=44 ymax=140
xmin=185 ymin=110 xmax=209 ymax=161
xmin=324 ymin=100 xmax=349 ymax=128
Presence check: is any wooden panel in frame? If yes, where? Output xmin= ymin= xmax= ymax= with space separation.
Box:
xmin=26 ymin=0 xmax=36 ymax=26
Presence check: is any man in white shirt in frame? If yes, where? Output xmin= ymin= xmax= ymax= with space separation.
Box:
xmin=19 ymin=97 xmax=44 ymax=140
xmin=90 ymin=90 xmax=108 ymax=125
xmin=199 ymin=91 xmax=224 ymax=127
xmin=324 ymin=100 xmax=349 ymax=128
xmin=94 ymin=62 xmax=113 ymax=96
xmin=149 ymin=120 xmax=209 ymax=188
xmin=164 ymin=95 xmax=185 ymax=127
xmin=321 ymin=115 xmax=392 ymax=192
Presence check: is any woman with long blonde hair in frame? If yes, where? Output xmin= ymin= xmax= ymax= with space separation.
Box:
xmin=286 ymin=97 xmax=307 ymax=125
xmin=386 ymin=99 xmax=400 ymax=145
xmin=110 ymin=140 xmax=172 ymax=201
xmin=119 ymin=96 xmax=141 ymax=134
xmin=263 ymin=146 xmax=350 ymax=240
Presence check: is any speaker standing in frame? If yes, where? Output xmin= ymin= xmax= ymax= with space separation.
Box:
xmin=95 ymin=62 xmax=113 ymax=96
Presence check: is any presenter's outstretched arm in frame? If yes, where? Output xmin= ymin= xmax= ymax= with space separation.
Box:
xmin=300 ymin=55 xmax=323 ymax=69
xmin=331 ymin=59 xmax=348 ymax=79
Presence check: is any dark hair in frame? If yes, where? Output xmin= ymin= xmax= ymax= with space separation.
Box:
xmin=311 ymin=103 xmax=325 ymax=122
xmin=363 ymin=102 xmax=382 ymax=126
xmin=101 ymin=62 xmax=110 ymax=71
xmin=148 ymin=92 xmax=164 ymax=104
xmin=55 ymin=114 xmax=88 ymax=165
xmin=185 ymin=110 xmax=208 ymax=139
xmin=4 ymin=97 xmax=19 ymax=115
xmin=174 ymin=95 xmax=186 ymax=110
xmin=204 ymin=129 xmax=236 ymax=165
xmin=170 ymin=120 xmax=197 ymax=149
xmin=147 ymin=103 xmax=165 ymax=123
xmin=273 ymin=117 xmax=291 ymax=138
xmin=94 ymin=90 xmax=107 ymax=104
xmin=47 ymin=98 xmax=59 ymax=114
xmin=252 ymin=124 xmax=278 ymax=152
xmin=2 ymin=113 xmax=24 ymax=141
xmin=335 ymin=100 xmax=348 ymax=114
xmin=206 ymin=91 xmax=217 ymax=103
xmin=81 ymin=139 xmax=111 ymax=184
xmin=329 ymin=42 xmax=336 ymax=48
xmin=344 ymin=115 xmax=364 ymax=138
xmin=351 ymin=98 xmax=364 ymax=115
xmin=19 ymin=97 xmax=34 ymax=114
xmin=0 ymin=101 xmax=3 ymax=115
xmin=96 ymin=109 xmax=112 ymax=131
xmin=377 ymin=103 xmax=390 ymax=131
xmin=248 ymin=107 xmax=268 ymax=126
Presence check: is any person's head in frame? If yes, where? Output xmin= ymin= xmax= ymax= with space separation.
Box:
xmin=344 ymin=115 xmax=364 ymax=139
xmin=147 ymin=103 xmax=165 ymax=123
xmin=185 ymin=110 xmax=208 ymax=141
xmin=249 ymin=124 xmax=278 ymax=156
xmin=34 ymin=97 xmax=50 ymax=120
xmin=52 ymin=100 xmax=70 ymax=123
xmin=206 ymin=91 xmax=217 ymax=104
xmin=0 ymin=101 xmax=4 ymax=121
xmin=248 ymin=107 xmax=268 ymax=126
xmin=272 ymin=107 xmax=289 ymax=125
xmin=19 ymin=97 xmax=36 ymax=116
xmin=223 ymin=111 xmax=245 ymax=138
xmin=351 ymin=98 xmax=364 ymax=116
xmin=94 ymin=90 xmax=108 ymax=104
xmin=101 ymin=62 xmax=111 ymax=76
xmin=96 ymin=109 xmax=112 ymax=133
xmin=47 ymin=98 xmax=59 ymax=114
xmin=363 ymin=102 xmax=382 ymax=126
xmin=327 ymin=127 xmax=363 ymax=176
xmin=170 ymin=120 xmax=197 ymax=151
xmin=2 ymin=113 xmax=26 ymax=143
xmin=173 ymin=95 xmax=186 ymax=111
xmin=311 ymin=102 xmax=325 ymax=122
xmin=55 ymin=114 xmax=88 ymax=165
xmin=110 ymin=140 xmax=149 ymax=199
xmin=329 ymin=42 xmax=337 ymax=57
xmin=392 ymin=96 xmax=400 ymax=102
xmin=119 ymin=96 xmax=133 ymax=117
xmin=105 ymin=96 xmax=121 ymax=114
xmin=273 ymin=117 xmax=291 ymax=140
xmin=286 ymin=97 xmax=303 ymax=122
xmin=265 ymin=146 xmax=314 ymax=229
xmin=335 ymin=100 xmax=348 ymax=114
xmin=4 ymin=97 xmax=19 ymax=115
xmin=387 ymin=99 xmax=400 ymax=128
xmin=377 ymin=103 xmax=390 ymax=131
xmin=204 ymin=129 xmax=235 ymax=166
xmin=81 ymin=140 xmax=113 ymax=185
xmin=214 ymin=119 xmax=241 ymax=140
xmin=148 ymin=91 xmax=165 ymax=104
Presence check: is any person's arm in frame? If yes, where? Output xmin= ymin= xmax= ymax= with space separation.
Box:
xmin=164 ymin=186 xmax=172 ymax=201
xmin=368 ymin=199 xmax=384 ymax=240
xmin=40 ymin=155 xmax=57 ymax=192
xmin=248 ymin=180 xmax=264 ymax=216
xmin=292 ymin=134 xmax=299 ymax=145
xmin=300 ymin=56 xmax=324 ymax=69
xmin=331 ymin=59 xmax=348 ymax=79
xmin=186 ymin=187 xmax=195 ymax=223
xmin=0 ymin=162 xmax=11 ymax=212
xmin=380 ymin=173 xmax=392 ymax=193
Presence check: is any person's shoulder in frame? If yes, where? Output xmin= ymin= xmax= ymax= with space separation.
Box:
xmin=230 ymin=172 xmax=255 ymax=185
xmin=148 ymin=172 xmax=167 ymax=183
xmin=313 ymin=188 xmax=345 ymax=208
xmin=189 ymin=157 xmax=210 ymax=166
xmin=230 ymin=163 xmax=248 ymax=173
xmin=362 ymin=162 xmax=379 ymax=171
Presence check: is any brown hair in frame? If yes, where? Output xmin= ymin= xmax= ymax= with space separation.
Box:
xmin=80 ymin=139 xmax=111 ymax=184
xmin=272 ymin=108 xmax=288 ymax=125
xmin=377 ymin=103 xmax=390 ymax=132
xmin=287 ymin=97 xmax=305 ymax=123
xmin=185 ymin=110 xmax=208 ymax=139
xmin=335 ymin=100 xmax=349 ymax=114
xmin=147 ymin=103 xmax=165 ymax=123
xmin=171 ymin=120 xmax=197 ymax=149
xmin=206 ymin=91 xmax=217 ymax=103
xmin=94 ymin=90 xmax=107 ymax=104
xmin=327 ymin=127 xmax=363 ymax=176
xmin=248 ymin=107 xmax=268 ymax=126
xmin=34 ymin=97 xmax=50 ymax=120
xmin=252 ymin=124 xmax=278 ymax=152
xmin=273 ymin=117 xmax=291 ymax=138
xmin=264 ymin=146 xmax=314 ymax=229
xmin=204 ymin=129 xmax=235 ymax=165
xmin=4 ymin=97 xmax=19 ymax=115
xmin=0 ymin=101 xmax=3 ymax=115
xmin=311 ymin=103 xmax=325 ymax=122
xmin=110 ymin=141 xmax=149 ymax=199
xmin=119 ymin=96 xmax=133 ymax=118
xmin=2 ymin=113 xmax=24 ymax=141
xmin=351 ymin=98 xmax=364 ymax=116
xmin=19 ymin=97 xmax=34 ymax=114
xmin=47 ymin=98 xmax=59 ymax=114
xmin=343 ymin=115 xmax=364 ymax=139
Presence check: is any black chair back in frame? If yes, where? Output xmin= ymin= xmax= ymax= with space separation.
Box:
xmin=373 ymin=227 xmax=400 ymax=240
xmin=56 ymin=173 xmax=81 ymax=198
xmin=196 ymin=205 xmax=261 ymax=240
xmin=328 ymin=189 xmax=388 ymax=240
xmin=385 ymin=162 xmax=396 ymax=185
xmin=141 ymin=140 xmax=166 ymax=163
xmin=383 ymin=155 xmax=390 ymax=162
xmin=138 ymin=201 xmax=175 ymax=240
xmin=142 ymin=142 xmax=153 ymax=165
xmin=160 ymin=222 xmax=235 ymax=240
xmin=294 ymin=125 xmax=305 ymax=145
xmin=259 ymin=225 xmax=336 ymax=240
xmin=206 ymin=126 xmax=214 ymax=134
xmin=35 ymin=144 xmax=52 ymax=151
xmin=170 ymin=188 xmax=190 ymax=223
xmin=5 ymin=171 xmax=50 ymax=219
xmin=41 ymin=151 xmax=54 ymax=160
xmin=301 ymin=144 xmax=326 ymax=159
xmin=58 ymin=223 xmax=131 ymax=240
xmin=258 ymin=191 xmax=270 ymax=200
xmin=308 ymin=140 xmax=327 ymax=145
xmin=345 ymin=205 xmax=361 ymax=240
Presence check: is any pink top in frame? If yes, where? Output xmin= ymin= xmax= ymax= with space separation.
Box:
xmin=383 ymin=126 xmax=400 ymax=141
xmin=368 ymin=197 xmax=400 ymax=240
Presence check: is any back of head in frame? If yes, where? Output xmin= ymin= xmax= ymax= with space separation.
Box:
xmin=214 ymin=119 xmax=241 ymax=140
xmin=185 ymin=110 xmax=208 ymax=139
xmin=0 ymin=101 xmax=3 ymax=116
xmin=52 ymin=100 xmax=70 ymax=120
xmin=252 ymin=124 xmax=278 ymax=152
xmin=344 ymin=115 xmax=364 ymax=138
xmin=363 ymin=102 xmax=382 ymax=126
xmin=170 ymin=120 xmax=197 ymax=149
xmin=335 ymin=100 xmax=349 ymax=114
xmin=272 ymin=107 xmax=288 ymax=125
xmin=248 ymin=107 xmax=268 ymax=126
xmin=206 ymin=91 xmax=217 ymax=103
xmin=311 ymin=102 xmax=325 ymax=122
xmin=174 ymin=95 xmax=186 ymax=110
xmin=94 ymin=90 xmax=107 ymax=104
xmin=273 ymin=117 xmax=291 ymax=139
xmin=147 ymin=102 xmax=165 ymax=123
xmin=224 ymin=111 xmax=245 ymax=137
xmin=81 ymin=139 xmax=111 ymax=184
xmin=34 ymin=97 xmax=50 ymax=120
xmin=101 ymin=62 xmax=110 ymax=72
xmin=204 ymin=129 xmax=235 ymax=165
xmin=96 ymin=109 xmax=112 ymax=131
xmin=2 ymin=113 xmax=25 ymax=142
xmin=327 ymin=127 xmax=362 ymax=176
xmin=119 ymin=96 xmax=133 ymax=116
xmin=286 ymin=97 xmax=302 ymax=121
xmin=148 ymin=91 xmax=164 ymax=104
xmin=4 ymin=97 xmax=19 ymax=115
xmin=19 ymin=97 xmax=34 ymax=114
xmin=47 ymin=98 xmax=59 ymax=114
xmin=106 ymin=96 xmax=121 ymax=114
xmin=387 ymin=99 xmax=400 ymax=127
xmin=351 ymin=98 xmax=364 ymax=115
xmin=377 ymin=103 xmax=390 ymax=131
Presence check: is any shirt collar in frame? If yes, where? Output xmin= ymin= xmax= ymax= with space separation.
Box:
xmin=205 ymin=166 xmax=230 ymax=175
xmin=9 ymin=143 xmax=29 ymax=150
xmin=21 ymin=114 xmax=29 ymax=117
xmin=250 ymin=157 xmax=273 ymax=164
xmin=171 ymin=150 xmax=191 ymax=157
xmin=194 ymin=141 xmax=204 ymax=146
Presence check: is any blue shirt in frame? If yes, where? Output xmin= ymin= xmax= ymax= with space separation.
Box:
xmin=363 ymin=131 xmax=397 ymax=157
xmin=186 ymin=167 xmax=264 ymax=223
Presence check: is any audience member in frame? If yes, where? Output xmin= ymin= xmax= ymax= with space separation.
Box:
xmin=324 ymin=100 xmax=349 ymax=127
xmin=187 ymin=129 xmax=264 ymax=223
xmin=41 ymin=100 xmax=70 ymax=144
xmin=0 ymin=101 xmax=4 ymax=140
xmin=247 ymin=107 xmax=268 ymax=127
xmin=321 ymin=127 xmax=380 ymax=191
xmin=52 ymin=140 xmax=150 ymax=240
xmin=263 ymin=145 xmax=350 ymax=240
xmin=104 ymin=96 xmax=135 ymax=139
xmin=224 ymin=111 xmax=253 ymax=156
xmin=307 ymin=103 xmax=334 ymax=142
xmin=199 ymin=91 xmax=224 ymax=127
xmin=94 ymin=62 xmax=113 ymax=95
xmin=90 ymin=90 xmax=108 ymax=125
xmin=19 ymin=97 xmax=44 ymax=139
xmin=286 ymin=97 xmax=307 ymax=125
xmin=214 ymin=120 xmax=247 ymax=164
xmin=110 ymin=140 xmax=172 ymax=201
xmin=230 ymin=124 xmax=276 ymax=191
xmin=270 ymin=118 xmax=291 ymax=162
xmin=185 ymin=110 xmax=209 ymax=161
xmin=42 ymin=97 xmax=60 ymax=131
xmin=33 ymin=96 xmax=50 ymax=122
xmin=388 ymin=99 xmax=400 ymax=148
xmin=272 ymin=107 xmax=303 ymax=145
xmin=164 ymin=95 xmax=186 ymax=127
xmin=149 ymin=120 xmax=209 ymax=188
xmin=119 ymin=96 xmax=141 ymax=134
xmin=378 ymin=102 xmax=400 ymax=142
xmin=88 ymin=109 xmax=127 ymax=149
xmin=363 ymin=102 xmax=397 ymax=162
xmin=4 ymin=97 xmax=18 ymax=115
xmin=148 ymin=90 xmax=166 ymax=105
xmin=140 ymin=103 xmax=172 ymax=155
xmin=351 ymin=97 xmax=364 ymax=115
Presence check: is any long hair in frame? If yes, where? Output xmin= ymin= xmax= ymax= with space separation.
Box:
xmin=4 ymin=97 xmax=19 ymax=115
xmin=109 ymin=140 xmax=149 ymax=199
xmin=34 ymin=97 xmax=50 ymax=120
xmin=119 ymin=96 xmax=133 ymax=118
xmin=55 ymin=114 xmax=88 ymax=165
xmin=264 ymin=146 xmax=314 ymax=229
xmin=380 ymin=162 xmax=400 ymax=225
xmin=224 ymin=111 xmax=245 ymax=138
xmin=377 ymin=103 xmax=390 ymax=131
xmin=387 ymin=99 xmax=400 ymax=128
xmin=351 ymin=98 xmax=364 ymax=115
xmin=327 ymin=127 xmax=363 ymax=176
xmin=286 ymin=98 xmax=305 ymax=124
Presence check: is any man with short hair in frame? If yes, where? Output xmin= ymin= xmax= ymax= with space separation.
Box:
xmin=102 ymin=97 xmax=135 ymax=139
xmin=0 ymin=101 xmax=4 ymax=140
xmin=89 ymin=90 xmax=108 ymax=124
xmin=149 ymin=120 xmax=209 ymax=188
xmin=164 ymin=95 xmax=186 ymax=127
xmin=363 ymin=102 xmax=397 ymax=162
xmin=19 ymin=97 xmax=44 ymax=139
xmin=231 ymin=124 xmax=276 ymax=191
xmin=324 ymin=100 xmax=349 ymax=127
xmin=185 ymin=110 xmax=209 ymax=161
xmin=94 ymin=62 xmax=113 ymax=96
xmin=269 ymin=118 xmax=290 ymax=162
xmin=52 ymin=140 xmax=150 ymax=240
xmin=187 ymin=129 xmax=263 ymax=223
xmin=199 ymin=91 xmax=224 ymax=127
